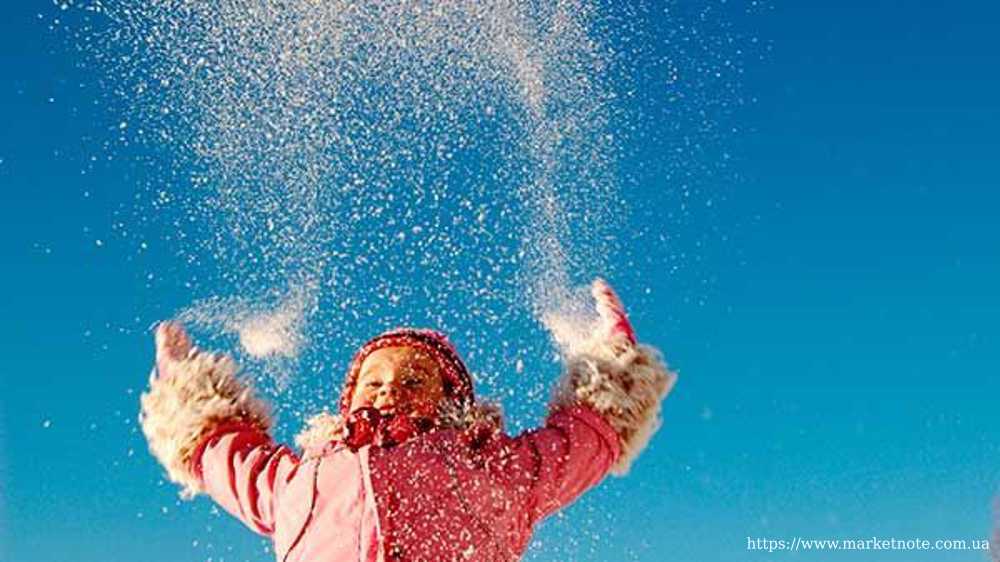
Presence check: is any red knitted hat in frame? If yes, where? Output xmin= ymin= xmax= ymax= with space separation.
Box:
xmin=339 ymin=328 xmax=474 ymax=415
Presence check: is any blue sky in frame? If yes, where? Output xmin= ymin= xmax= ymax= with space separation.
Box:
xmin=3 ymin=1 xmax=1000 ymax=562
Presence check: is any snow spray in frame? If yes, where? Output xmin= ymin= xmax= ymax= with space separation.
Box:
xmin=76 ymin=0 xmax=626 ymax=398
xmin=58 ymin=0 xmax=757 ymax=559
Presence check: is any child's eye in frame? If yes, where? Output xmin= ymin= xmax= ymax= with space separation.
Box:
xmin=366 ymin=381 xmax=382 ymax=388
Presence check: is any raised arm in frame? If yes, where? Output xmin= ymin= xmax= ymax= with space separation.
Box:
xmin=516 ymin=279 xmax=678 ymax=521
xmin=139 ymin=322 xmax=298 ymax=535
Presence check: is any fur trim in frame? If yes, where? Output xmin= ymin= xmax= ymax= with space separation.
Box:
xmin=294 ymin=398 xmax=504 ymax=452
xmin=294 ymin=411 xmax=346 ymax=451
xmin=550 ymin=335 xmax=677 ymax=476
xmin=437 ymin=397 xmax=504 ymax=433
xmin=139 ymin=350 xmax=272 ymax=498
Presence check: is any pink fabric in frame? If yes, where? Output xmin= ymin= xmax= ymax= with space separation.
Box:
xmin=194 ymin=405 xmax=620 ymax=562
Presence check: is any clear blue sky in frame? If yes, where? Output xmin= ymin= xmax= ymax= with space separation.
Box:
xmin=3 ymin=2 xmax=1000 ymax=562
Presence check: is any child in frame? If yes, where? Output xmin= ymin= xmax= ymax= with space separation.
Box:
xmin=140 ymin=279 xmax=676 ymax=561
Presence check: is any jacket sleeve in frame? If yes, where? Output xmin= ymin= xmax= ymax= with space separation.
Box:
xmin=513 ymin=405 xmax=620 ymax=521
xmin=189 ymin=423 xmax=299 ymax=535
xmin=518 ymin=334 xmax=676 ymax=521
xmin=139 ymin=348 xmax=296 ymax=535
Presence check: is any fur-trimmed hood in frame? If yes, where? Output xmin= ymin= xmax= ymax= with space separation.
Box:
xmin=294 ymin=398 xmax=504 ymax=452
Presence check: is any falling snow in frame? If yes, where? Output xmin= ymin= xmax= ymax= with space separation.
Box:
xmin=52 ymin=1 xmax=762 ymax=559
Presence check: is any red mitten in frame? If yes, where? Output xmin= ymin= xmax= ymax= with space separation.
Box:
xmin=153 ymin=321 xmax=195 ymax=380
xmin=591 ymin=278 xmax=637 ymax=346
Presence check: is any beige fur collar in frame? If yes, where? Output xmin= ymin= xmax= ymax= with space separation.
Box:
xmin=294 ymin=399 xmax=504 ymax=451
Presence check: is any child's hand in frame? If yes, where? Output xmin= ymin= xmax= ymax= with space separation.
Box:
xmin=154 ymin=321 xmax=194 ymax=379
xmin=591 ymin=278 xmax=637 ymax=347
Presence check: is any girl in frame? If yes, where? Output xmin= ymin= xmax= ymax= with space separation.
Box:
xmin=140 ymin=279 xmax=676 ymax=561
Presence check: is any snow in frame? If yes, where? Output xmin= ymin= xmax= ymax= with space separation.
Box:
xmin=80 ymin=0 xmax=632 ymax=410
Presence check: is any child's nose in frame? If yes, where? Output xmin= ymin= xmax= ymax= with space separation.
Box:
xmin=376 ymin=383 xmax=401 ymax=403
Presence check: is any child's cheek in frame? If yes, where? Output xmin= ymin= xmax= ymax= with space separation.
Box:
xmin=352 ymin=390 xmax=374 ymax=410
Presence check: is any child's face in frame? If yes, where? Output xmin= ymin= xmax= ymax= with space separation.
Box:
xmin=349 ymin=346 xmax=445 ymax=418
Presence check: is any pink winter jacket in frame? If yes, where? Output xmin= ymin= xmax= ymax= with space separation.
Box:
xmin=140 ymin=333 xmax=674 ymax=562
xmin=191 ymin=405 xmax=619 ymax=562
